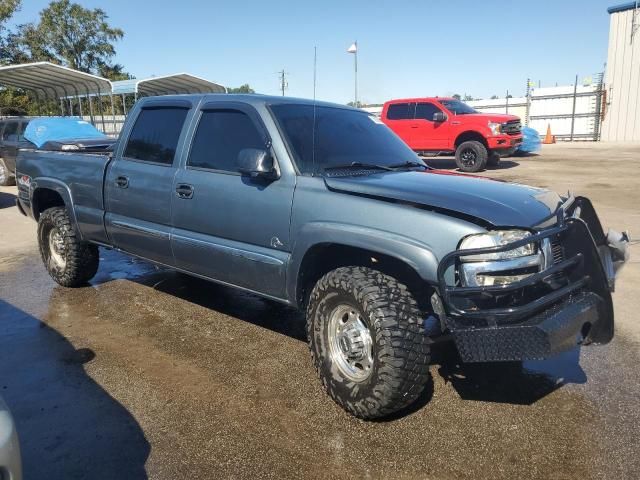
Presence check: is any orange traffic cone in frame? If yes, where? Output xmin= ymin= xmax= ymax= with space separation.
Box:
xmin=543 ymin=124 xmax=556 ymax=144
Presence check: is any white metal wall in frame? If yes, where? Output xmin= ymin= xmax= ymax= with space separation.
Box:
xmin=468 ymin=84 xmax=602 ymax=139
xmin=601 ymin=8 xmax=640 ymax=142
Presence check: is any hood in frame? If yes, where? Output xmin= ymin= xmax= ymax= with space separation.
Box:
xmin=324 ymin=170 xmax=562 ymax=227
xmin=457 ymin=113 xmax=520 ymax=123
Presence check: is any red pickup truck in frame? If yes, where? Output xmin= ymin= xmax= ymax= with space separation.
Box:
xmin=381 ymin=97 xmax=523 ymax=172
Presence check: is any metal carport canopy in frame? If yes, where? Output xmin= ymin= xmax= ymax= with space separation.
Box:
xmin=0 ymin=61 xmax=112 ymax=100
xmin=112 ymin=73 xmax=226 ymax=96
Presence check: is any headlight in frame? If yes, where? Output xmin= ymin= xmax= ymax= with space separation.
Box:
xmin=61 ymin=144 xmax=80 ymax=151
xmin=459 ymin=230 xmax=542 ymax=287
xmin=488 ymin=121 xmax=502 ymax=135
xmin=459 ymin=230 xmax=535 ymax=262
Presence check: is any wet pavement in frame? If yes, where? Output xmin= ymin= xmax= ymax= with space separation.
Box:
xmin=1 ymin=143 xmax=640 ymax=479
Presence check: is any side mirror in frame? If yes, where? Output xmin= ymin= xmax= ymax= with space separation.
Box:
xmin=432 ymin=112 xmax=447 ymax=122
xmin=237 ymin=148 xmax=278 ymax=180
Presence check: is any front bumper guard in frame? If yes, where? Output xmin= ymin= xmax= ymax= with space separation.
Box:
xmin=436 ymin=197 xmax=629 ymax=362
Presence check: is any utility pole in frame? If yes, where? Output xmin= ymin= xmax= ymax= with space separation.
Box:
xmin=279 ymin=69 xmax=288 ymax=96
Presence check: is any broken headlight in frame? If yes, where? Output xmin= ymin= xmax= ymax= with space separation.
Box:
xmin=459 ymin=230 xmax=542 ymax=287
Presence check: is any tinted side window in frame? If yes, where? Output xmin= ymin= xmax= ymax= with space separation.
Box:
xmin=415 ymin=102 xmax=442 ymax=121
xmin=386 ymin=103 xmax=414 ymax=120
xmin=188 ymin=109 xmax=264 ymax=172
xmin=2 ymin=122 xmax=19 ymax=141
xmin=124 ymin=107 xmax=189 ymax=165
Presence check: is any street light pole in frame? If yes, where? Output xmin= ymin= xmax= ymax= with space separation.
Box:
xmin=347 ymin=41 xmax=358 ymax=106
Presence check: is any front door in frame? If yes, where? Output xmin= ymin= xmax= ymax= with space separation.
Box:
xmin=170 ymin=102 xmax=294 ymax=298
xmin=411 ymin=102 xmax=449 ymax=151
xmin=105 ymin=101 xmax=195 ymax=265
xmin=384 ymin=102 xmax=416 ymax=148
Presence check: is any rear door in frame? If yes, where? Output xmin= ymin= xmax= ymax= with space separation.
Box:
xmin=383 ymin=102 xmax=416 ymax=148
xmin=411 ymin=102 xmax=449 ymax=150
xmin=104 ymin=99 xmax=195 ymax=265
xmin=170 ymin=102 xmax=294 ymax=298
xmin=1 ymin=121 xmax=21 ymax=171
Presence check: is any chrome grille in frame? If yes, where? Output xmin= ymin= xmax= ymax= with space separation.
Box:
xmin=502 ymin=120 xmax=521 ymax=135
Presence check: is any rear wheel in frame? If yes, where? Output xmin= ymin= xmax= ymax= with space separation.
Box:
xmin=307 ymin=266 xmax=432 ymax=419
xmin=0 ymin=158 xmax=15 ymax=186
xmin=455 ymin=141 xmax=487 ymax=172
xmin=38 ymin=207 xmax=99 ymax=287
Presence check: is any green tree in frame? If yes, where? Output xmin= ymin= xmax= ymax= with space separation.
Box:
xmin=227 ymin=84 xmax=255 ymax=94
xmin=452 ymin=94 xmax=461 ymax=101
xmin=22 ymin=0 xmax=123 ymax=73
xmin=463 ymin=94 xmax=474 ymax=101
xmin=97 ymin=62 xmax=133 ymax=81
xmin=0 ymin=0 xmax=19 ymax=26
xmin=490 ymin=95 xmax=499 ymax=99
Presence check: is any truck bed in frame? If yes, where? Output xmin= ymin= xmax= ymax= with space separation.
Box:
xmin=17 ymin=149 xmax=112 ymax=244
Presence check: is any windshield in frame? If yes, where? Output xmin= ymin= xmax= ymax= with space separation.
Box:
xmin=270 ymin=104 xmax=421 ymax=175
xmin=438 ymin=99 xmax=478 ymax=115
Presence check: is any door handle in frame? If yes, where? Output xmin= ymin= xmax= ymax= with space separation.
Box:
xmin=175 ymin=184 xmax=194 ymax=199
xmin=115 ymin=176 xmax=129 ymax=188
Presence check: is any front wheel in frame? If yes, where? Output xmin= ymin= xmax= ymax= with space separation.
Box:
xmin=307 ymin=267 xmax=432 ymax=419
xmin=38 ymin=207 xmax=99 ymax=287
xmin=455 ymin=141 xmax=488 ymax=172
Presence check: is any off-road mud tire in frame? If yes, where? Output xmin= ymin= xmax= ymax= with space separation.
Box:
xmin=38 ymin=207 xmax=99 ymax=287
xmin=307 ymin=266 xmax=432 ymax=419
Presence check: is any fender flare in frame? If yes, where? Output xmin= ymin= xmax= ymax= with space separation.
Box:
xmin=286 ymin=222 xmax=439 ymax=305
xmin=30 ymin=177 xmax=82 ymax=239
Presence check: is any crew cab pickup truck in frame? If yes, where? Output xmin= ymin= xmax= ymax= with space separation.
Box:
xmin=16 ymin=95 xmax=628 ymax=420
xmin=381 ymin=97 xmax=523 ymax=172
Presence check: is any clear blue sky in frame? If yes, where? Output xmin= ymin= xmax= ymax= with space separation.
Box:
xmin=9 ymin=0 xmax=615 ymax=104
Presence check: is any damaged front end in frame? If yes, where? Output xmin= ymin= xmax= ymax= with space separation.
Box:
xmin=435 ymin=196 xmax=629 ymax=362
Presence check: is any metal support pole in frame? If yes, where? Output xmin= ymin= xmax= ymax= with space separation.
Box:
xmin=570 ymin=74 xmax=578 ymax=142
xmin=60 ymin=98 xmax=65 ymax=115
xmin=525 ymin=78 xmax=532 ymax=127
xmin=88 ymin=94 xmax=95 ymax=124
xmin=78 ymin=96 xmax=84 ymax=118
xmin=121 ymin=94 xmax=127 ymax=115
xmin=68 ymin=98 xmax=73 ymax=116
xmin=505 ymin=90 xmax=509 ymax=114
xmin=110 ymin=94 xmax=116 ymax=135
xmin=354 ymin=44 xmax=358 ymax=107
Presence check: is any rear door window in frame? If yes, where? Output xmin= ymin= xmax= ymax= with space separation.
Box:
xmin=386 ymin=103 xmax=414 ymax=120
xmin=187 ymin=109 xmax=265 ymax=173
xmin=415 ymin=102 xmax=443 ymax=121
xmin=2 ymin=122 xmax=19 ymax=142
xmin=123 ymin=107 xmax=189 ymax=165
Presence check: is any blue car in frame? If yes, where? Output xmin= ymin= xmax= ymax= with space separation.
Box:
xmin=516 ymin=126 xmax=541 ymax=154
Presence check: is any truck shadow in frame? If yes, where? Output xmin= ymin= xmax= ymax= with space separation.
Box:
xmin=0 ymin=299 xmax=150 ymax=480
xmin=0 ymin=190 xmax=16 ymax=209
xmin=434 ymin=344 xmax=586 ymax=405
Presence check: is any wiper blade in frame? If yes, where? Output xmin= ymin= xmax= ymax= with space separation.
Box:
xmin=388 ymin=161 xmax=429 ymax=170
xmin=324 ymin=162 xmax=395 ymax=171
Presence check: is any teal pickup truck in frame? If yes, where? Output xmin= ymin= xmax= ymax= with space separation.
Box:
xmin=16 ymin=94 xmax=629 ymax=419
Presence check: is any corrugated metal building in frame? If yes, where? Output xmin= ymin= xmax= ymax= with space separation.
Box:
xmin=601 ymin=2 xmax=640 ymax=141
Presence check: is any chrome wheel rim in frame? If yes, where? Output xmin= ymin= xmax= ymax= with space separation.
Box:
xmin=48 ymin=228 xmax=66 ymax=269
xmin=328 ymin=305 xmax=374 ymax=382
xmin=460 ymin=149 xmax=477 ymax=167
xmin=0 ymin=162 xmax=6 ymax=184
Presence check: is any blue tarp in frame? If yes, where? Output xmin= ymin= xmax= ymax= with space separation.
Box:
xmin=24 ymin=117 xmax=107 ymax=148
xmin=518 ymin=126 xmax=542 ymax=153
